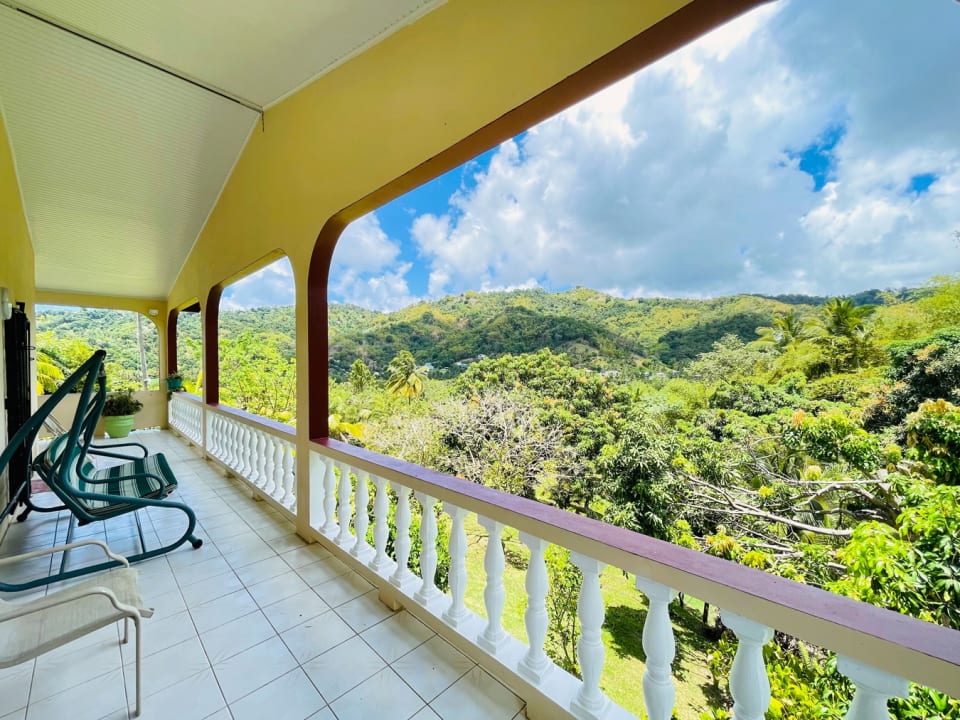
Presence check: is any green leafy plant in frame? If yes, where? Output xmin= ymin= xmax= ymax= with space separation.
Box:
xmin=103 ymin=388 xmax=144 ymax=417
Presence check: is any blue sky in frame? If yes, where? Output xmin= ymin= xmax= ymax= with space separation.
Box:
xmin=222 ymin=0 xmax=960 ymax=313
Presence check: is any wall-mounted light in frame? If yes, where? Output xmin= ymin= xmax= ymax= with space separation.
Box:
xmin=0 ymin=287 xmax=12 ymax=321
xmin=148 ymin=308 xmax=159 ymax=317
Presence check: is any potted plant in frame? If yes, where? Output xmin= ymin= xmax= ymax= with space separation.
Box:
xmin=102 ymin=389 xmax=144 ymax=438
xmin=165 ymin=372 xmax=184 ymax=392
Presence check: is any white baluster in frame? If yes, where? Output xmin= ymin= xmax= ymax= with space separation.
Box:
xmin=636 ymin=578 xmax=678 ymax=720
xmin=235 ymin=423 xmax=246 ymax=474
xmin=241 ymin=426 xmax=254 ymax=480
xmin=336 ymin=462 xmax=353 ymax=547
xmin=231 ymin=421 xmax=241 ymax=472
xmin=389 ymin=483 xmax=416 ymax=588
xmin=309 ymin=452 xmax=326 ymax=531
xmin=442 ymin=503 xmax=470 ymax=629
xmin=570 ymin=552 xmax=610 ymax=720
xmin=518 ymin=533 xmax=551 ymax=683
xmin=368 ymin=474 xmax=394 ymax=575
xmin=226 ymin=421 xmax=237 ymax=470
xmin=281 ymin=442 xmax=296 ymax=507
xmin=320 ymin=458 xmax=338 ymax=537
xmin=270 ymin=438 xmax=283 ymax=500
xmin=207 ymin=413 xmax=218 ymax=457
xmin=262 ymin=435 xmax=277 ymax=495
xmin=249 ymin=430 xmax=264 ymax=489
xmin=837 ymin=656 xmax=909 ymax=720
xmin=351 ymin=470 xmax=374 ymax=560
xmin=477 ymin=517 xmax=508 ymax=654
xmin=722 ymin=612 xmax=773 ymax=720
xmin=414 ymin=493 xmax=442 ymax=605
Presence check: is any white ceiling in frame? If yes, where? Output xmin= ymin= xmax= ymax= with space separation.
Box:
xmin=0 ymin=0 xmax=441 ymax=299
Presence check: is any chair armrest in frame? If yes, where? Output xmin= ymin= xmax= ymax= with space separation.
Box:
xmin=88 ymin=442 xmax=149 ymax=460
xmin=0 ymin=539 xmax=130 ymax=568
xmin=0 ymin=584 xmax=143 ymax=622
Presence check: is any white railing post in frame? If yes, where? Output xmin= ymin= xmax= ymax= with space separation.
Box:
xmin=477 ymin=517 xmax=508 ymax=655
xmin=335 ymin=461 xmax=353 ymax=547
xmin=635 ymin=578 xmax=678 ymax=720
xmin=414 ymin=493 xmax=442 ymax=606
xmin=249 ymin=430 xmax=264 ymax=490
xmin=368 ymin=474 xmax=394 ymax=575
xmin=389 ymin=483 xmax=416 ymax=589
xmin=309 ymin=451 xmax=326 ymax=530
xmin=570 ymin=552 xmax=610 ymax=720
xmin=351 ymin=471 xmax=374 ymax=561
xmin=240 ymin=425 xmax=252 ymax=479
xmin=722 ymin=612 xmax=773 ymax=720
xmin=518 ymin=533 xmax=551 ymax=684
xmin=271 ymin=436 xmax=284 ymax=500
xmin=320 ymin=458 xmax=338 ymax=537
xmin=281 ymin=442 xmax=296 ymax=508
xmin=262 ymin=435 xmax=277 ymax=495
xmin=837 ymin=657 xmax=909 ymax=720
xmin=442 ymin=503 xmax=470 ymax=630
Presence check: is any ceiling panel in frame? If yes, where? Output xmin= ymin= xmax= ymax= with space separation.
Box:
xmin=11 ymin=0 xmax=442 ymax=107
xmin=0 ymin=4 xmax=259 ymax=298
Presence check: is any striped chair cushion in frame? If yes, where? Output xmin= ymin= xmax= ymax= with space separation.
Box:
xmin=40 ymin=435 xmax=178 ymax=516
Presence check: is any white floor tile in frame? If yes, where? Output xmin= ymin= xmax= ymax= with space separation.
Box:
xmin=411 ymin=708 xmax=442 ymax=720
xmin=430 ymin=667 xmax=523 ymax=720
xmin=281 ymin=545 xmax=332 ymax=570
xmin=181 ymin=570 xmax=244 ymax=607
xmin=302 ymin=635 xmax=385 ymax=702
xmin=133 ymin=668 xmax=226 ymax=720
xmin=189 ymin=588 xmax=260 ymax=633
xmin=171 ymin=555 xmax=232 ymax=588
xmin=334 ymin=590 xmax=395 ymax=633
xmin=0 ymin=664 xmax=33 ymax=717
xmin=280 ymin=610 xmax=356 ymax=664
xmin=121 ymin=609 xmax=198 ymax=664
xmin=234 ymin=555 xmax=291 ymax=587
xmin=361 ymin=611 xmax=434 ymax=663
xmin=212 ymin=635 xmax=298 ymax=703
xmin=392 ymin=636 xmax=474 ymax=702
xmin=262 ymin=589 xmax=330 ymax=633
xmin=313 ymin=571 xmax=372 ymax=608
xmin=32 ymin=630 xmax=123 ymax=702
xmin=200 ymin=610 xmax=277 ymax=664
xmin=248 ymin=570 xmax=311 ymax=608
xmin=295 ymin=556 xmax=350 ymax=587
xmin=26 ymin=669 xmax=127 ymax=720
xmin=127 ymin=636 xmax=211 ymax=698
xmin=329 ymin=668 xmax=424 ymax=720
xmin=229 ymin=668 xmax=326 ymax=720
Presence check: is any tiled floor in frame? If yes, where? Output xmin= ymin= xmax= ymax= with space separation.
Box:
xmin=0 ymin=430 xmax=526 ymax=720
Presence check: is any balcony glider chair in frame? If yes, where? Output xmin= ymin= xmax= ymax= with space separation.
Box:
xmin=0 ymin=350 xmax=203 ymax=593
xmin=0 ymin=539 xmax=153 ymax=717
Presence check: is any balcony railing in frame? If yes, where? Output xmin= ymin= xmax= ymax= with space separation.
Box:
xmin=167 ymin=392 xmax=960 ymax=720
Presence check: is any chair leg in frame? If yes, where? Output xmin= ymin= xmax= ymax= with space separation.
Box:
xmin=134 ymin=615 xmax=142 ymax=717
xmin=59 ymin=514 xmax=77 ymax=575
xmin=122 ymin=617 xmax=129 ymax=644
xmin=134 ymin=511 xmax=147 ymax=555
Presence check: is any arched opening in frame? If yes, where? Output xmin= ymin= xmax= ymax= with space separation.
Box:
xmin=215 ymin=255 xmax=297 ymax=424
xmin=169 ymin=300 xmax=202 ymax=393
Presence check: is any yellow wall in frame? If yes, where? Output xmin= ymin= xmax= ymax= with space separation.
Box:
xmin=0 ymin=112 xmax=33 ymax=314
xmin=0 ymin=110 xmax=34 ymax=519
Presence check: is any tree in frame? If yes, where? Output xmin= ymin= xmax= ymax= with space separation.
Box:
xmin=755 ymin=311 xmax=814 ymax=351
xmin=386 ymin=350 xmax=425 ymax=402
xmin=349 ymin=358 xmax=374 ymax=393
xmin=817 ymin=298 xmax=876 ymax=370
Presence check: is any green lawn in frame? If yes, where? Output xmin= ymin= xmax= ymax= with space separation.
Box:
xmin=459 ymin=516 xmax=722 ymax=719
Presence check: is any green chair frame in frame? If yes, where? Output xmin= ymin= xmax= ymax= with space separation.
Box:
xmin=0 ymin=351 xmax=202 ymax=593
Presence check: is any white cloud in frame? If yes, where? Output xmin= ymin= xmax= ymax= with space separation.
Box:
xmin=221 ymin=257 xmax=295 ymax=310
xmin=408 ymin=0 xmax=960 ymax=300
xmin=330 ymin=213 xmax=416 ymax=311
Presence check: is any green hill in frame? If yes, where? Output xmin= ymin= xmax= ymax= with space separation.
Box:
xmin=40 ymin=287 xmax=897 ymax=383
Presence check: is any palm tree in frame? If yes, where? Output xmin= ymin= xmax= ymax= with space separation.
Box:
xmin=386 ymin=350 xmax=425 ymax=402
xmin=755 ymin=311 xmax=813 ymax=351
xmin=818 ymin=298 xmax=875 ymax=370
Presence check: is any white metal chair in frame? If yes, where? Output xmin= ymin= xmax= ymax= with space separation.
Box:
xmin=0 ymin=539 xmax=153 ymax=717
